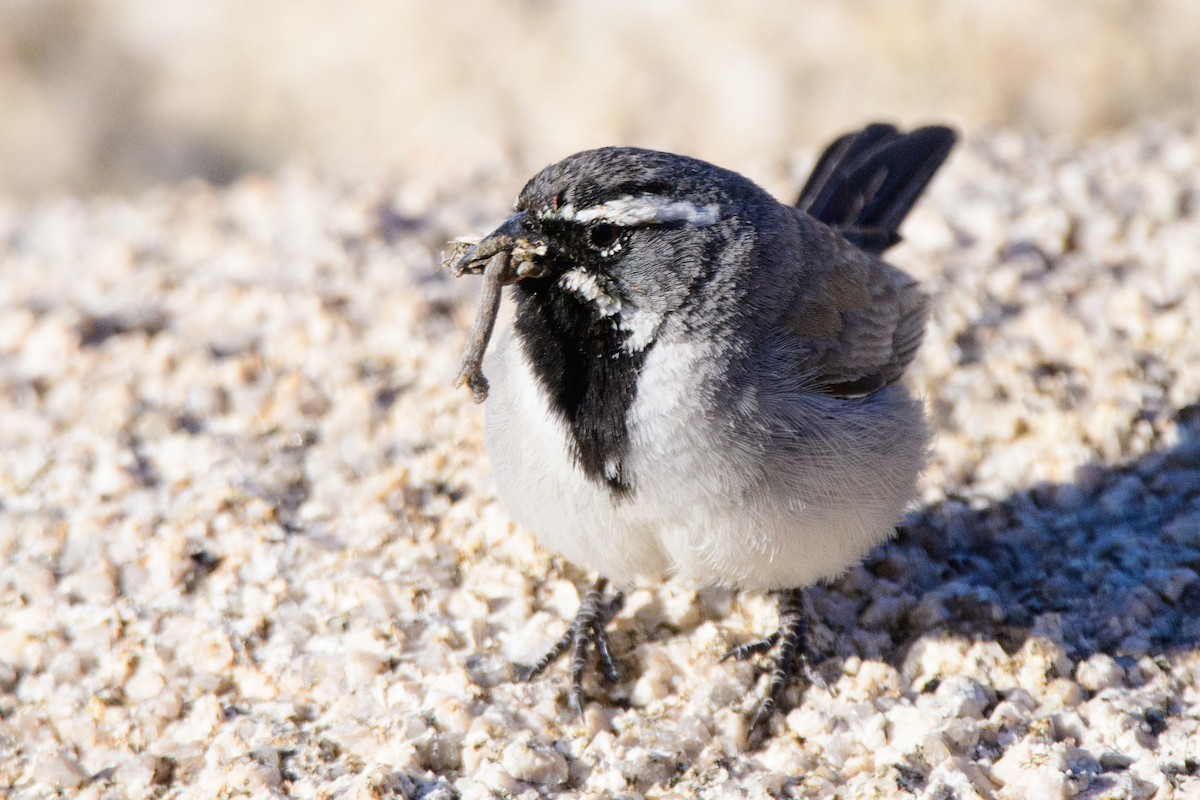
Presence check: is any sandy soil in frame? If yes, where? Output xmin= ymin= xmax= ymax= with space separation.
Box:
xmin=2 ymin=125 xmax=1200 ymax=798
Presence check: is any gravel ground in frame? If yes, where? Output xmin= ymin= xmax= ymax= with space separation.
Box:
xmin=2 ymin=126 xmax=1200 ymax=799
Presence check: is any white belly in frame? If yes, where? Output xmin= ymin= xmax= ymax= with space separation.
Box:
xmin=484 ymin=322 xmax=927 ymax=591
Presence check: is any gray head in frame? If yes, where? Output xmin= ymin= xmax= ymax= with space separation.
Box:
xmin=521 ymin=148 xmax=778 ymax=342
xmin=457 ymin=147 xmax=776 ymax=352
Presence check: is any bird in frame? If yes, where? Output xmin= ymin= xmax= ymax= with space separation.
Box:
xmin=447 ymin=123 xmax=956 ymax=743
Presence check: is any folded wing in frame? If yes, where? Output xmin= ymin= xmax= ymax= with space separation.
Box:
xmin=779 ymin=123 xmax=955 ymax=397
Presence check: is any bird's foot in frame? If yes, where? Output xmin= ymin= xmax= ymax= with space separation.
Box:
xmin=517 ymin=577 xmax=625 ymax=716
xmin=724 ymin=588 xmax=829 ymax=747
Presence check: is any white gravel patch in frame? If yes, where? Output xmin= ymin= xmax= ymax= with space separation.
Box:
xmin=2 ymin=126 xmax=1200 ymax=798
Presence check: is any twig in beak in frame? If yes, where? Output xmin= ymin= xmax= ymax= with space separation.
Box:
xmin=454 ymin=251 xmax=514 ymax=402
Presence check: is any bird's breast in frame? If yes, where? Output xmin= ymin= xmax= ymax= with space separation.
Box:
xmin=483 ymin=321 xmax=672 ymax=584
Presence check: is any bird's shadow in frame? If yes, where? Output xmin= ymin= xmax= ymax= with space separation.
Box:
xmin=824 ymin=400 xmax=1200 ymax=676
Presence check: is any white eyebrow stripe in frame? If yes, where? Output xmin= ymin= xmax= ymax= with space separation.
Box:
xmin=546 ymin=194 xmax=721 ymax=227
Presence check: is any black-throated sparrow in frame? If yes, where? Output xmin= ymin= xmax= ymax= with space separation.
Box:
xmin=448 ymin=123 xmax=956 ymax=742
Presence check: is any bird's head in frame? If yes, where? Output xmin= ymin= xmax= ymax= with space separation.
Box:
xmin=450 ymin=147 xmax=772 ymax=352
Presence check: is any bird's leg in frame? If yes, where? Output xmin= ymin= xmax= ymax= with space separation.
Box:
xmin=518 ymin=577 xmax=625 ymax=716
xmin=723 ymin=588 xmax=828 ymax=746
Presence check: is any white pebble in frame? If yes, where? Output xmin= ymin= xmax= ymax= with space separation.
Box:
xmin=33 ymin=749 xmax=89 ymax=790
xmin=1076 ymin=654 xmax=1125 ymax=692
xmin=501 ymin=739 xmax=569 ymax=786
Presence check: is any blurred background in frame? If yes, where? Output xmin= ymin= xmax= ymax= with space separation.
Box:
xmin=2 ymin=0 xmax=1197 ymax=198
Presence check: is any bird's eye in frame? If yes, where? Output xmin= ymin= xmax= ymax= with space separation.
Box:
xmin=587 ymin=223 xmax=622 ymax=252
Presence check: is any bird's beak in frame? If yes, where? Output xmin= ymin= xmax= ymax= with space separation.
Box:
xmin=446 ymin=211 xmax=551 ymax=283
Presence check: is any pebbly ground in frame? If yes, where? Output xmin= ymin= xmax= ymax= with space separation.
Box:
xmin=1 ymin=125 xmax=1200 ymax=799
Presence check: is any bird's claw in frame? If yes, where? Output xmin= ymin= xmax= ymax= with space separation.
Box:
xmin=733 ymin=589 xmax=829 ymax=748
xmin=721 ymin=632 xmax=780 ymax=662
xmin=517 ymin=578 xmax=625 ymax=718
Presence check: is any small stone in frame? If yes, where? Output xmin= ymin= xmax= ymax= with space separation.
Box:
xmin=501 ymin=739 xmax=569 ymax=786
xmin=629 ymin=650 xmax=675 ymax=707
xmin=935 ymin=676 xmax=992 ymax=719
xmin=926 ymin=757 xmax=996 ymax=800
xmin=991 ymin=736 xmax=1070 ymax=799
xmin=34 ymin=749 xmax=89 ymax=790
xmin=1076 ymin=654 xmax=1125 ymax=692
xmin=422 ymin=733 xmax=462 ymax=772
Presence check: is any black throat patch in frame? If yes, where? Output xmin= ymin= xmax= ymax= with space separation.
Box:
xmin=513 ymin=278 xmax=647 ymax=496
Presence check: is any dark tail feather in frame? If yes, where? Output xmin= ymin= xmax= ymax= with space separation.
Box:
xmin=796 ymin=123 xmax=957 ymax=254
